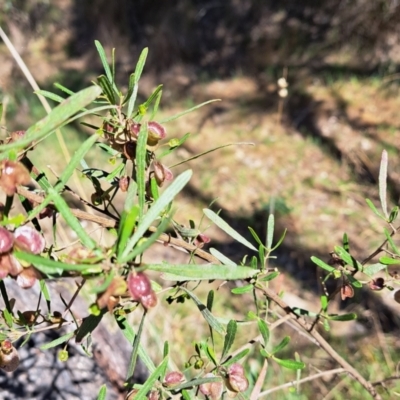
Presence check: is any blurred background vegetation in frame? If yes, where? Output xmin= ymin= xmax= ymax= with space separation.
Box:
xmin=2 ymin=1 xmax=400 ymax=398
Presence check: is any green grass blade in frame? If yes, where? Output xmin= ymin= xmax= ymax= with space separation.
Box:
xmin=159 ymin=99 xmax=221 ymax=123
xmin=203 ymin=209 xmax=257 ymax=251
xmin=169 ymin=142 xmax=253 ymax=168
xmin=120 ymin=169 xmax=193 ymax=262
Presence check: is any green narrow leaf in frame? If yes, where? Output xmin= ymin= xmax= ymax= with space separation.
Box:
xmin=273 ymin=357 xmax=305 ymax=370
xmin=180 ymin=287 xmax=225 ymax=335
xmin=383 ymin=227 xmax=400 ymax=255
xmin=142 ymin=84 xmax=163 ymax=109
xmin=326 ymin=313 xmax=357 ymax=321
xmin=248 ymin=226 xmax=264 ymax=248
xmin=231 ymin=284 xmax=254 ymax=294
xmin=346 ymin=274 xmax=362 ymax=288
xmin=122 ymin=73 xmax=135 ymax=105
xmin=123 ymin=216 xmax=171 ymax=262
xmin=126 ymin=311 xmax=147 ymax=381
xmin=94 ymin=40 xmax=115 ymax=90
xmin=362 ymin=263 xmax=387 ymax=277
xmin=97 ymin=74 xmax=116 ymax=105
xmin=221 ymin=349 xmax=250 ymax=367
xmin=120 ymin=170 xmax=193 ymax=262
xmin=320 ymin=295 xmax=328 ymax=312
xmin=14 ymin=252 xmax=102 ymax=274
xmin=136 ymin=124 xmax=148 ymax=221
xmin=75 ymin=311 xmax=106 ymax=343
xmin=147 ymin=263 xmax=258 ymax=281
xmin=334 ymin=246 xmax=363 ymax=271
xmin=204 ymin=344 xmax=218 ymax=366
xmin=159 ymin=99 xmax=221 ymax=123
xmin=163 ymin=341 xmax=169 ymax=358
xmin=40 ymin=331 xmax=75 ymax=350
xmin=117 ymin=206 xmax=139 ymax=258
xmin=170 ymin=142 xmax=254 ymax=169
xmin=34 ymin=89 xmax=65 ymax=103
xmin=96 ymin=385 xmax=107 ymax=400
xmin=48 ymin=188 xmax=97 ymax=249
xmin=127 ymin=47 xmax=148 ymax=117
xmin=221 ymin=320 xmax=237 ymax=360
xmin=54 ymin=82 xmax=75 ymax=96
xmin=266 ymin=214 xmax=274 ymax=249
xmin=343 ymin=233 xmax=350 ymax=252
xmin=310 ymin=256 xmax=335 ymax=273
xmin=171 ymin=376 xmax=223 ymax=391
xmin=365 ymin=198 xmax=385 ymax=220
xmin=39 ymin=280 xmax=51 ymax=302
xmin=209 ymin=248 xmax=236 ymax=266
xmin=389 ymin=206 xmax=399 ymax=223
xmin=203 ymin=209 xmax=257 ymax=251
xmin=379 ymin=256 xmax=400 ymax=265
xmin=258 ymin=319 xmax=270 ymax=347
xmin=259 ymin=271 xmax=280 ymax=282
xmin=3 ymin=308 xmax=13 ymax=328
xmin=157 ymin=132 xmax=191 ymax=159
xmin=207 ymin=290 xmax=214 ymax=312
xmin=131 ymin=356 xmax=168 ymax=400
xmin=379 ymin=150 xmax=389 ymax=219
xmin=115 ymin=315 xmax=155 ymax=373
xmin=0 ymin=86 xmax=102 ymax=154
xmin=271 ymin=228 xmax=287 ymax=251
xmin=150 ymin=88 xmax=163 ymax=120
xmin=271 ymin=336 xmax=290 ymax=355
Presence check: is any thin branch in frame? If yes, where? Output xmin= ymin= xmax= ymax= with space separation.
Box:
xmin=257 ymin=286 xmax=382 ymax=400
xmin=17 ymin=186 xmax=220 ymax=263
xmin=258 ymin=368 xmax=346 ymax=397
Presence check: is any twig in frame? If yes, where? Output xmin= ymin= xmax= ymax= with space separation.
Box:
xmin=250 ymin=359 xmax=268 ymax=399
xmin=257 ymin=286 xmax=382 ymax=400
xmin=16 ymin=186 xmax=220 ymax=263
xmin=258 ymin=368 xmax=346 ymax=397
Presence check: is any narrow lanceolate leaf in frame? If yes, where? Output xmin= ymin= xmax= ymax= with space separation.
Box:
xmin=221 ymin=349 xmax=250 ymax=367
xmin=379 ymin=150 xmax=389 ymax=219
xmin=131 ymin=357 xmax=168 ymax=400
xmin=209 ymin=248 xmax=237 ymax=266
xmin=96 ymin=385 xmax=107 ymax=400
xmin=203 ymin=209 xmax=257 ymax=251
xmin=94 ymin=40 xmax=114 ymax=86
xmin=120 ymin=170 xmax=193 ymax=262
xmin=310 ymin=256 xmax=335 ymax=273
xmin=127 ymin=47 xmax=148 ymax=117
xmin=231 ymin=284 xmax=254 ymax=294
xmin=180 ymin=287 xmax=225 ymax=335
xmin=115 ymin=315 xmax=155 ymax=373
xmin=258 ymin=319 xmax=270 ymax=347
xmin=266 ymin=214 xmax=274 ymax=249
xmin=362 ymin=263 xmax=387 ymax=277
xmin=126 ymin=312 xmax=147 ymax=381
xmin=14 ymin=252 xmax=102 ymax=275
xmin=40 ymin=331 xmax=75 ymax=350
xmin=271 ymin=336 xmax=290 ymax=355
xmin=334 ymin=246 xmax=363 ymax=271
xmin=365 ymin=198 xmax=385 ymax=220
xmin=147 ymin=263 xmax=258 ymax=281
xmin=326 ymin=313 xmax=357 ymax=321
xmin=116 ymin=206 xmax=139 ymax=259
xmin=170 ymin=376 xmax=223 ymax=391
xmin=48 ymin=188 xmax=97 ymax=249
xmin=380 ymin=256 xmax=400 ymax=265
xmin=221 ymin=320 xmax=237 ymax=360
xmin=384 ymin=227 xmax=400 ymax=255
xmin=0 ymin=86 xmax=101 ymax=154
xmin=273 ymin=357 xmax=305 ymax=370
xmin=75 ymin=310 xmax=106 ymax=343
